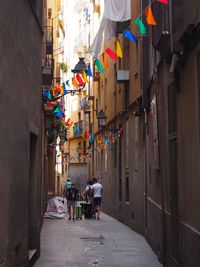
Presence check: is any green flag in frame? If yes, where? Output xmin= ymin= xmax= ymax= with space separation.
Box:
xmin=94 ymin=58 xmax=104 ymax=74
xmin=134 ymin=18 xmax=147 ymax=35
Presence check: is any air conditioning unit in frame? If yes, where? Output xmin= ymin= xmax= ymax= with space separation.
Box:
xmin=116 ymin=70 xmax=129 ymax=83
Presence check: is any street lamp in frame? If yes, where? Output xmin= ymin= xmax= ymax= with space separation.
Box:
xmin=97 ymin=111 xmax=107 ymax=128
xmin=71 ymin=57 xmax=87 ymax=74
xmin=96 ymin=111 xmax=122 ymax=131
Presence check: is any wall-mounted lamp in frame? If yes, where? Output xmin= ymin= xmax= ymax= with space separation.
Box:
xmin=71 ymin=57 xmax=87 ymax=74
xmin=96 ymin=111 xmax=121 ymax=131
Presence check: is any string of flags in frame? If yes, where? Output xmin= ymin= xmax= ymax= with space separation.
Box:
xmin=49 ymin=128 xmax=123 ymax=161
xmin=92 ymin=0 xmax=169 ymax=73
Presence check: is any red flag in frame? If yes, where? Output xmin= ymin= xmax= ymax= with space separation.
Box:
xmin=54 ymin=86 xmax=62 ymax=93
xmin=157 ymin=0 xmax=169 ymax=4
xmin=76 ymin=74 xmax=85 ymax=86
xmin=106 ymin=47 xmax=118 ymax=61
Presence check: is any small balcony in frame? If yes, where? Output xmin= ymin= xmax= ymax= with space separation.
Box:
xmin=42 ymin=58 xmax=54 ymax=86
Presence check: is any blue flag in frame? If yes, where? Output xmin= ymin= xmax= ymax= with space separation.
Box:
xmin=87 ymin=64 xmax=93 ymax=77
xmin=123 ymin=30 xmax=137 ymax=42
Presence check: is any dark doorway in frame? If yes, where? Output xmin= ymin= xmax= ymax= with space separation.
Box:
xmin=29 ymin=133 xmax=38 ymax=259
xmin=168 ymin=82 xmax=180 ymax=262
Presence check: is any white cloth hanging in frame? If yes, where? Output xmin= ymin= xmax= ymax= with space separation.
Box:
xmin=90 ymin=0 xmax=131 ymax=57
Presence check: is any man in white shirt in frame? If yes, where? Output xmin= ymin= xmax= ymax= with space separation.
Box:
xmin=91 ymin=178 xmax=103 ymax=219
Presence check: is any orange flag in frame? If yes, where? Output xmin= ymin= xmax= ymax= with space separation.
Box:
xmin=102 ymin=53 xmax=108 ymax=68
xmin=144 ymin=6 xmax=157 ymax=25
xmin=72 ymin=77 xmax=80 ymax=89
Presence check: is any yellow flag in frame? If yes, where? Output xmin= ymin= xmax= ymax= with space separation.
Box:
xmin=116 ymin=40 xmax=123 ymax=58
xmin=82 ymin=70 xmax=89 ymax=83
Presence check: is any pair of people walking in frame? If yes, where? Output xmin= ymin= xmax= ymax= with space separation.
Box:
xmin=64 ymin=177 xmax=103 ymax=220
xmin=83 ymin=178 xmax=103 ymax=220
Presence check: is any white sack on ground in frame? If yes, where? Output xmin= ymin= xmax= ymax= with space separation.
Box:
xmin=44 ymin=197 xmax=66 ymax=219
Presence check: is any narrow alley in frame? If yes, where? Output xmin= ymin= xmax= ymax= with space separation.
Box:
xmin=35 ymin=213 xmax=161 ymax=267
xmin=1 ymin=0 xmax=200 ymax=266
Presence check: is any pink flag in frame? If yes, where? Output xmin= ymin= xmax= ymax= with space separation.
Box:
xmin=157 ymin=0 xmax=169 ymax=4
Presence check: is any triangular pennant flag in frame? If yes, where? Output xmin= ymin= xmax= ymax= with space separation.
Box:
xmin=62 ymin=83 xmax=67 ymax=94
xmin=82 ymin=70 xmax=89 ymax=83
xmin=76 ymin=74 xmax=85 ymax=86
xmin=53 ymin=106 xmax=60 ymax=114
xmin=144 ymin=6 xmax=157 ymax=25
xmin=123 ymin=30 xmax=137 ymax=42
xmin=94 ymin=58 xmax=104 ymax=74
xmin=87 ymin=64 xmax=93 ymax=77
xmin=77 ymin=127 xmax=81 ymax=135
xmin=157 ymin=0 xmax=169 ymax=4
xmin=134 ymin=18 xmax=147 ymax=35
xmin=47 ymin=90 xmax=52 ymax=100
xmin=72 ymin=77 xmax=80 ymax=89
xmin=54 ymin=86 xmax=62 ymax=93
xmin=102 ymin=53 xmax=108 ymax=68
xmin=106 ymin=47 xmax=118 ymax=61
xmin=82 ymin=130 xmax=85 ymax=138
xmin=59 ymin=85 xmax=64 ymax=94
xmin=116 ymin=40 xmax=123 ymax=58
xmin=66 ymin=80 xmax=70 ymax=87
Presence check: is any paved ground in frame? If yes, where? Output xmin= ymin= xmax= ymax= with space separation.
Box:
xmin=35 ymin=212 xmax=162 ymax=267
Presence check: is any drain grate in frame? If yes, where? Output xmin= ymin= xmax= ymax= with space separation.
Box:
xmin=80 ymin=235 xmax=104 ymax=242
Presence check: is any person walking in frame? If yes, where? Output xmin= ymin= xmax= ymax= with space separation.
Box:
xmin=83 ymin=180 xmax=94 ymax=219
xmin=66 ymin=183 xmax=78 ymax=220
xmin=91 ymin=178 xmax=103 ymax=220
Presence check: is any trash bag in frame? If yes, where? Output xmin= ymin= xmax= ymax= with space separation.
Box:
xmin=44 ymin=197 xmax=66 ymax=219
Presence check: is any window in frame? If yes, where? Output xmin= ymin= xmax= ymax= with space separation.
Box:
xmin=125 ymin=83 xmax=129 ymax=110
xmin=150 ymin=94 xmax=159 ymax=169
xmin=125 ymin=119 xmax=129 ymax=168
xmin=125 ymin=177 xmax=129 ymax=202
xmin=134 ymin=116 xmax=139 ymax=171
xmin=118 ymin=125 xmax=122 ymax=202
xmin=105 ymin=148 xmax=108 ymax=173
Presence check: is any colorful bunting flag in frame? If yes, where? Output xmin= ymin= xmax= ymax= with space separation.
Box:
xmin=106 ymin=47 xmax=118 ymax=61
xmin=62 ymin=83 xmax=67 ymax=94
xmin=123 ymin=30 xmax=137 ymax=42
xmin=82 ymin=70 xmax=89 ymax=83
xmin=87 ymin=64 xmax=93 ymax=77
xmin=66 ymin=80 xmax=70 ymax=87
xmin=78 ymin=127 xmax=81 ymax=135
xmin=157 ymin=0 xmax=169 ymax=4
xmin=134 ymin=18 xmax=147 ymax=35
xmin=102 ymin=53 xmax=108 ymax=68
xmin=94 ymin=58 xmax=104 ymax=73
xmin=116 ymin=40 xmax=123 ymax=58
xmin=53 ymin=107 xmax=60 ymax=114
xmin=72 ymin=77 xmax=80 ymax=89
xmin=144 ymin=6 xmax=157 ymax=25
xmin=54 ymin=86 xmax=62 ymax=93
xmin=76 ymin=74 xmax=85 ymax=86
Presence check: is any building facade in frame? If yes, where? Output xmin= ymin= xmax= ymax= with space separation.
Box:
xmin=142 ymin=0 xmax=200 ymax=265
xmin=0 ymin=0 xmax=44 ymax=266
xmin=90 ymin=0 xmax=200 ymax=266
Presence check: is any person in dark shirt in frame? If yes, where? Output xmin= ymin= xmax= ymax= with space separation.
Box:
xmin=66 ymin=183 xmax=78 ymax=220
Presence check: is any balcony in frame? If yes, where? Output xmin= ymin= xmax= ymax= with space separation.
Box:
xmin=42 ymin=26 xmax=54 ymax=86
xmin=73 ymin=120 xmax=89 ymax=137
xmin=42 ymin=57 xmax=54 ymax=86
